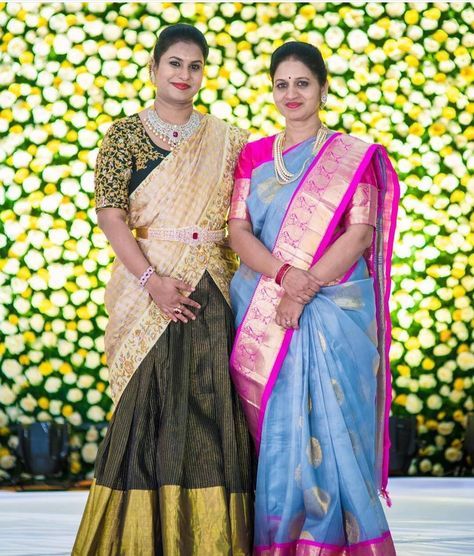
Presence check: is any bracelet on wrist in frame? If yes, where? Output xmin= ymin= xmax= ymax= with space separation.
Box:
xmin=139 ymin=265 xmax=155 ymax=288
xmin=275 ymin=262 xmax=292 ymax=286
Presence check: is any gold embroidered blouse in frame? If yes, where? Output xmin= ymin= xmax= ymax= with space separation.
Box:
xmin=95 ymin=114 xmax=170 ymax=212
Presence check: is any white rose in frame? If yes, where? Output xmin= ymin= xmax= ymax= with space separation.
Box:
xmin=49 ymin=400 xmax=62 ymax=415
xmin=438 ymin=422 xmax=455 ymax=436
xmin=2 ymin=359 xmax=22 ymax=378
xmin=86 ymin=427 xmax=99 ymax=442
xmin=85 ymin=352 xmax=100 ymax=370
xmin=325 ymin=27 xmax=344 ymax=49
xmin=437 ymin=367 xmax=453 ymax=383
xmin=5 ymin=334 xmax=25 ymax=355
xmin=450 ymin=390 xmax=465 ymax=404
xmin=0 ymin=385 xmax=16 ymax=405
xmin=445 ymin=447 xmax=462 ymax=463
xmin=435 ymin=435 xmax=446 ymax=448
xmin=44 ymin=377 xmax=62 ymax=393
xmin=457 ymin=352 xmax=474 ymax=371
xmin=18 ymin=415 xmax=33 ymax=425
xmin=419 ymin=374 xmax=437 ymax=389
xmin=67 ymin=389 xmax=83 ymax=403
xmin=37 ymin=411 xmax=51 ymax=422
xmin=419 ymin=459 xmax=432 ymax=473
xmin=326 ymin=55 xmax=349 ymax=75
xmin=347 ymin=30 xmax=369 ymax=53
xmin=19 ymin=395 xmax=37 ymax=412
xmin=87 ymin=390 xmax=102 ymax=405
xmin=418 ymin=329 xmax=436 ymax=349
xmin=432 ymin=464 xmax=444 ymax=477
xmin=63 ymin=372 xmax=77 ymax=385
xmin=405 ymin=349 xmax=423 ymax=367
xmin=0 ymin=411 xmax=8 ymax=427
xmin=409 ymin=380 xmax=419 ymax=393
xmin=87 ymin=406 xmax=105 ymax=422
xmin=0 ymin=455 xmax=16 ymax=470
xmin=68 ymin=412 xmax=83 ymax=426
xmin=78 ymin=375 xmax=95 ymax=389
xmin=81 ymin=442 xmax=98 ymax=463
xmin=426 ymin=394 xmax=443 ymax=410
xmin=58 ymin=340 xmax=74 ymax=357
xmin=405 ymin=394 xmax=423 ymax=414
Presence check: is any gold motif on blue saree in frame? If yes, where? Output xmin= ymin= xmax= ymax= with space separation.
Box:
xmin=331 ymin=378 xmax=345 ymax=405
xmin=344 ymin=510 xmax=361 ymax=544
xmin=306 ymin=436 xmax=323 ymax=468
xmin=303 ymin=486 xmax=331 ymax=519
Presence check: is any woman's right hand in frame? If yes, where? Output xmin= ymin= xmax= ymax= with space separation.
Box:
xmin=281 ymin=267 xmax=321 ymax=304
xmin=145 ymin=274 xmax=201 ymax=323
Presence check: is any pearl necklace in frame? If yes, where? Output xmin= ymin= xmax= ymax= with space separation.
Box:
xmin=273 ymin=125 xmax=329 ymax=185
xmin=144 ymin=107 xmax=201 ymax=149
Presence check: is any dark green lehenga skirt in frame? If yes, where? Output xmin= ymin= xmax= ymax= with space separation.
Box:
xmin=73 ymin=273 xmax=254 ymax=555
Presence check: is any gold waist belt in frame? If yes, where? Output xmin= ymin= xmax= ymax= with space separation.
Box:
xmin=135 ymin=226 xmax=226 ymax=246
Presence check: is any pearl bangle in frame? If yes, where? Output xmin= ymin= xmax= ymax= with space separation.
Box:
xmin=139 ymin=266 xmax=155 ymax=288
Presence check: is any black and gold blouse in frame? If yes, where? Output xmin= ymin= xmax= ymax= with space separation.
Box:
xmin=95 ymin=114 xmax=170 ymax=212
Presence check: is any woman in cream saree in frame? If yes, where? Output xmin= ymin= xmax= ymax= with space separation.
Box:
xmin=229 ymin=42 xmax=398 ymax=554
xmin=73 ymin=25 xmax=253 ymax=555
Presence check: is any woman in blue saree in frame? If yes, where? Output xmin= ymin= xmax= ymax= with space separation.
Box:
xmin=229 ymin=42 xmax=399 ymax=555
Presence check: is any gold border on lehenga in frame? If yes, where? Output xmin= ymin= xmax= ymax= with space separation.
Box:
xmin=72 ymin=481 xmax=253 ymax=556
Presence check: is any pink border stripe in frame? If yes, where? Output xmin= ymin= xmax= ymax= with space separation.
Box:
xmin=230 ymin=134 xmax=340 ymax=378
xmin=380 ymin=149 xmax=400 ymax=491
xmin=254 ymin=530 xmax=392 ymax=553
xmin=255 ymin=143 xmax=377 ymax=445
xmin=253 ymin=133 xmax=341 ymax=446
xmin=255 ymin=139 xmax=377 ymax=448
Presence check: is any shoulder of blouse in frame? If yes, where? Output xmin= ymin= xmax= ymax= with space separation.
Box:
xmin=241 ymin=134 xmax=276 ymax=171
xmin=101 ymin=114 xmax=141 ymax=144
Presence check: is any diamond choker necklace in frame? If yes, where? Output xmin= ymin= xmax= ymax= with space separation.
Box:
xmin=144 ymin=107 xmax=201 ymax=149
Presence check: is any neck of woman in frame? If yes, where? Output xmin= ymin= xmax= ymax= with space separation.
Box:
xmin=284 ymin=115 xmax=322 ymax=149
xmin=154 ymin=96 xmax=194 ymax=125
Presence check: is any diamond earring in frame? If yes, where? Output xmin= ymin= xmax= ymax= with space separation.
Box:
xmin=320 ymin=94 xmax=328 ymax=108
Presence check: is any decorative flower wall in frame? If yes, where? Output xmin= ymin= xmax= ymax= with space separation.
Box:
xmin=0 ymin=2 xmax=472 ymax=479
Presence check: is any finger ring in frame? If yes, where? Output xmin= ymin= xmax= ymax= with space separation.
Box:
xmin=173 ymin=307 xmax=182 ymax=314
xmin=285 ymin=319 xmax=291 ymax=326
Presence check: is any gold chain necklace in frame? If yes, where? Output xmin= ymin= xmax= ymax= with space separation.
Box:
xmin=273 ymin=125 xmax=329 ymax=185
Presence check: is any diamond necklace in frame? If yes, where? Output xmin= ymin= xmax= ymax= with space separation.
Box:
xmin=144 ymin=107 xmax=201 ymax=149
xmin=273 ymin=125 xmax=329 ymax=185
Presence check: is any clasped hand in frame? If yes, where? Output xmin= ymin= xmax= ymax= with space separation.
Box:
xmin=276 ymin=268 xmax=322 ymax=330
xmin=281 ymin=267 xmax=321 ymax=304
xmin=145 ymin=274 xmax=200 ymax=323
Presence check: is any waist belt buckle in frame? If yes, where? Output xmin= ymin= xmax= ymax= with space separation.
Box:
xmin=190 ymin=226 xmax=201 ymax=245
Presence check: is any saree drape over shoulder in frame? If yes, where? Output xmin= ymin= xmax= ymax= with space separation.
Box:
xmin=229 ymin=132 xmax=399 ymax=555
xmin=73 ymin=114 xmax=254 ymax=555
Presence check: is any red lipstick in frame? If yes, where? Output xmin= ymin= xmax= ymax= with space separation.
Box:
xmin=172 ymin=82 xmax=191 ymax=90
xmin=285 ymin=102 xmax=302 ymax=109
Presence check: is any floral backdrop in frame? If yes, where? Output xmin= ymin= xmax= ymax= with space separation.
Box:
xmin=0 ymin=2 xmax=472 ymax=480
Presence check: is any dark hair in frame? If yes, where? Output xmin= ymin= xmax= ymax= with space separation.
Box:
xmin=270 ymin=42 xmax=327 ymax=86
xmin=153 ymin=24 xmax=209 ymax=66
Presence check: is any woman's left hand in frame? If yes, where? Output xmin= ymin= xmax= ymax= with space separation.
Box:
xmin=275 ymin=294 xmax=304 ymax=329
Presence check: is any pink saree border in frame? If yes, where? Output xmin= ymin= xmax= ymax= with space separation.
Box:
xmin=230 ymin=133 xmax=341 ymax=440
xmin=375 ymin=148 xmax=400 ymax=494
xmin=256 ymin=142 xmax=378 ymax=447
xmin=254 ymin=530 xmax=394 ymax=555
xmin=230 ymin=133 xmax=340 ymax=370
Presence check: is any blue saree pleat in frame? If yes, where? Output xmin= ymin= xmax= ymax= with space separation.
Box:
xmin=254 ymin=262 xmax=391 ymax=546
